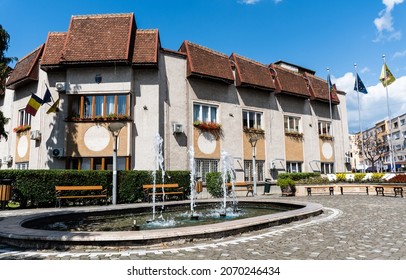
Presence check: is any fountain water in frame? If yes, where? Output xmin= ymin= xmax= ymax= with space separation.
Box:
xmin=150 ymin=133 xmax=165 ymax=221
xmin=220 ymin=150 xmax=238 ymax=216
xmin=188 ymin=146 xmax=199 ymax=220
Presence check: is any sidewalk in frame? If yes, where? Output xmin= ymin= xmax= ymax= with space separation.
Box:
xmin=1 ymin=194 xmax=406 ymax=260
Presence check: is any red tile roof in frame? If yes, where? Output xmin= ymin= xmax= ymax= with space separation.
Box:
xmin=60 ymin=13 xmax=135 ymax=64
xmin=132 ymin=29 xmax=160 ymax=66
xmin=305 ymin=73 xmax=340 ymax=104
xmin=231 ymin=53 xmax=275 ymax=91
xmin=180 ymin=41 xmax=234 ymax=84
xmin=41 ymin=32 xmax=67 ymax=68
xmin=6 ymin=45 xmax=44 ymax=90
xmin=270 ymin=64 xmax=311 ymax=98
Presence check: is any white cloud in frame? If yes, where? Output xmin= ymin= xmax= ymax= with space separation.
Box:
xmin=360 ymin=67 xmax=370 ymax=74
xmin=374 ymin=0 xmax=404 ymax=41
xmin=240 ymin=0 xmax=261 ymax=4
xmin=393 ymin=50 xmax=406 ymax=59
xmin=335 ymin=73 xmax=406 ymax=133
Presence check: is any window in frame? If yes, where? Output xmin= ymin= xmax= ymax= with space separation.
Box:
xmin=244 ymin=160 xmax=264 ymax=182
xmin=401 ymin=119 xmax=405 ymax=126
xmin=16 ymin=162 xmax=29 ymax=170
xmin=284 ymin=116 xmax=300 ymax=132
xmin=69 ymin=94 xmax=130 ymax=119
xmin=243 ymin=110 xmax=262 ymax=129
xmin=193 ymin=104 xmax=218 ymax=123
xmin=321 ymin=163 xmax=334 ymax=174
xmin=195 ymin=159 xmax=219 ymax=182
xmin=68 ymin=157 xmax=128 ymax=170
xmin=393 ymin=122 xmax=399 ymax=129
xmin=18 ymin=109 xmax=31 ymax=126
xmin=393 ymin=132 xmax=400 ymax=140
xmin=286 ymin=162 xmax=302 ymax=173
xmin=318 ymin=121 xmax=331 ymax=135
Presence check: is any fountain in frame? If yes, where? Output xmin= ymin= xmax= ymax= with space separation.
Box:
xmin=149 ymin=133 xmax=166 ymax=222
xmin=188 ymin=146 xmax=199 ymax=220
xmin=0 ymin=137 xmax=324 ymax=249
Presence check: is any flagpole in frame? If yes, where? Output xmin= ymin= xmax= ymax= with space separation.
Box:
xmin=327 ymin=68 xmax=335 ymax=173
xmin=354 ymin=64 xmax=366 ymax=173
xmin=383 ymin=54 xmax=395 ymax=172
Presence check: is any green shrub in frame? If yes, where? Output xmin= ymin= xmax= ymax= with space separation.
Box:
xmin=354 ymin=173 xmax=366 ymax=182
xmin=206 ymin=172 xmax=224 ymax=198
xmin=336 ymin=173 xmax=346 ymax=182
xmin=0 ymin=169 xmax=190 ymax=208
xmin=371 ymin=173 xmax=384 ymax=182
xmin=297 ymin=176 xmax=330 ymax=185
xmin=277 ymin=178 xmax=296 ymax=194
xmin=278 ymin=172 xmax=320 ymax=181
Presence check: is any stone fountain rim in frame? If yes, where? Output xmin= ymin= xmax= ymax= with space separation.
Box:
xmin=0 ymin=198 xmax=323 ymax=249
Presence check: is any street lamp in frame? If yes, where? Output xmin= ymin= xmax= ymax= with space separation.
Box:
xmin=108 ymin=122 xmax=126 ymax=205
xmin=249 ymin=136 xmax=258 ymax=196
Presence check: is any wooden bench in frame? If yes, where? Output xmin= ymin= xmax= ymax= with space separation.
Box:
xmin=55 ymin=185 xmax=107 ymax=207
xmin=142 ymin=183 xmax=184 ymax=202
xmin=306 ymin=186 xmax=334 ymax=196
xmin=226 ymin=182 xmax=254 ymax=197
xmin=374 ymin=186 xmax=404 ymax=197
xmin=339 ymin=185 xmax=369 ymax=195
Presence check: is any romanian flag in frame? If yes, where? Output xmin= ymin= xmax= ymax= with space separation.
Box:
xmin=46 ymin=98 xmax=60 ymax=114
xmin=25 ymin=94 xmax=43 ymax=116
xmin=380 ymin=63 xmax=396 ymax=87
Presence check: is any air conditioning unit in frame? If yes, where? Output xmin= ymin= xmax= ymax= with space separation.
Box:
xmin=55 ymin=82 xmax=66 ymax=92
xmin=52 ymin=148 xmax=64 ymax=158
xmin=173 ymin=123 xmax=183 ymax=134
xmin=2 ymin=155 xmax=12 ymax=163
xmin=30 ymin=130 xmax=41 ymax=140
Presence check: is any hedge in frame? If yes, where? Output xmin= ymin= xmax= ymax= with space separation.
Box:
xmin=277 ymin=172 xmax=320 ymax=181
xmin=0 ymin=169 xmax=190 ymax=208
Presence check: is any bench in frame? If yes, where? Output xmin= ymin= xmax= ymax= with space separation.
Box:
xmin=226 ymin=182 xmax=254 ymax=197
xmin=55 ymin=185 xmax=107 ymax=207
xmin=142 ymin=183 xmax=184 ymax=202
xmin=374 ymin=186 xmax=404 ymax=197
xmin=339 ymin=185 xmax=369 ymax=195
xmin=306 ymin=186 xmax=334 ymax=196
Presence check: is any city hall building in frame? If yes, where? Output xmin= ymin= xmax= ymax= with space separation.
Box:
xmin=0 ymin=13 xmax=350 ymax=182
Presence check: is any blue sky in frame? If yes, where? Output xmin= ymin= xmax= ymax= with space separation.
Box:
xmin=2 ymin=0 xmax=406 ymax=133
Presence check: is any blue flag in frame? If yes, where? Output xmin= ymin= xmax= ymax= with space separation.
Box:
xmin=42 ymin=86 xmax=52 ymax=104
xmin=354 ymin=74 xmax=368 ymax=94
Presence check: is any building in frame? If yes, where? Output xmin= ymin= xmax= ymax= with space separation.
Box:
xmin=0 ymin=13 xmax=350 ymax=182
xmin=351 ymin=113 xmax=406 ymax=172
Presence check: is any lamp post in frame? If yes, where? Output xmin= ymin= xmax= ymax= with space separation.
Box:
xmin=108 ymin=122 xmax=126 ymax=205
xmin=249 ymin=136 xmax=258 ymax=196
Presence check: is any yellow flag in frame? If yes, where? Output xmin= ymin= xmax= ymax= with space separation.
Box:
xmin=46 ymin=98 xmax=60 ymax=114
xmin=379 ymin=63 xmax=396 ymax=87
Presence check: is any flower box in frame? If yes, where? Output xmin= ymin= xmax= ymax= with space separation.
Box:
xmin=193 ymin=121 xmax=223 ymax=139
xmin=13 ymin=125 xmax=31 ymax=134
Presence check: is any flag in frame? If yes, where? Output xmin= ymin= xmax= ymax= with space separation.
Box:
xmin=354 ymin=74 xmax=368 ymax=94
xmin=46 ymin=98 xmax=60 ymax=114
xmin=327 ymin=74 xmax=334 ymax=93
xmin=42 ymin=86 xmax=52 ymax=104
xmin=380 ymin=63 xmax=396 ymax=87
xmin=25 ymin=94 xmax=43 ymax=116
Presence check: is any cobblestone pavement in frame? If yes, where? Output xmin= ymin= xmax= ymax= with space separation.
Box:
xmin=1 ymin=195 xmax=406 ymax=260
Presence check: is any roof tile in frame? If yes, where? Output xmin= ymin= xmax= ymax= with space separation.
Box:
xmin=41 ymin=32 xmax=67 ymax=66
xmin=271 ymin=64 xmax=311 ymax=98
xmin=180 ymin=41 xmax=234 ymax=84
xmin=231 ymin=53 xmax=275 ymax=90
xmin=6 ymin=45 xmax=44 ymax=89
xmin=61 ymin=13 xmax=134 ymax=63
xmin=305 ymin=73 xmax=340 ymax=104
xmin=132 ymin=29 xmax=159 ymax=65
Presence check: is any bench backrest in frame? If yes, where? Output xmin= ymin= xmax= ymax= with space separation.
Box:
xmin=55 ymin=186 xmax=103 ymax=191
xmin=225 ymin=182 xmax=251 ymax=186
xmin=143 ymin=184 xmax=179 ymax=189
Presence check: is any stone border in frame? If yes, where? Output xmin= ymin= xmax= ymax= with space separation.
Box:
xmin=0 ymin=198 xmax=323 ymax=249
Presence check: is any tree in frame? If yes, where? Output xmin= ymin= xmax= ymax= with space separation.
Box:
xmin=0 ymin=110 xmax=9 ymax=140
xmin=354 ymin=133 xmax=387 ymax=172
xmin=0 ymin=24 xmax=16 ymax=92
xmin=0 ymin=24 xmax=16 ymax=141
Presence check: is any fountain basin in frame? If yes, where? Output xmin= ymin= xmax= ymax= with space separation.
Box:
xmin=0 ymin=198 xmax=323 ymax=249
